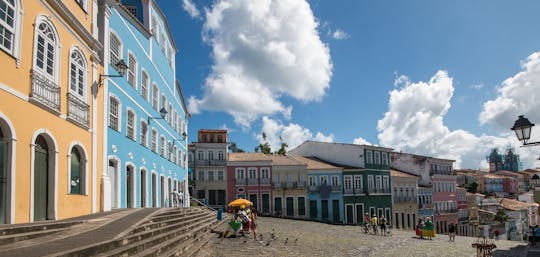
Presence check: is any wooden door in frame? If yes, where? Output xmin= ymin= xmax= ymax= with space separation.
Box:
xmin=0 ymin=138 xmax=7 ymax=223
xmin=126 ymin=167 xmax=133 ymax=208
xmin=34 ymin=138 xmax=48 ymax=221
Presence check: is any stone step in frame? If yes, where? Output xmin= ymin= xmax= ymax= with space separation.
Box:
xmin=90 ymin=214 xmax=217 ymax=257
xmin=53 ymin=210 xmax=216 ymax=257
xmin=0 ymin=227 xmax=68 ymax=245
xmin=130 ymin=212 xmax=209 ymax=235
xmin=0 ymin=220 xmax=83 ymax=236
xmin=142 ymin=209 xmax=206 ymax=224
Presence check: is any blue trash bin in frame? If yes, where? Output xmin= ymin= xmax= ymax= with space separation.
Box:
xmin=217 ymin=209 xmax=223 ymax=220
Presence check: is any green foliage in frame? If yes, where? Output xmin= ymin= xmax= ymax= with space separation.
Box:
xmin=493 ymin=209 xmax=509 ymax=224
xmin=466 ymin=182 xmax=478 ymax=193
xmin=228 ymin=142 xmax=245 ymax=153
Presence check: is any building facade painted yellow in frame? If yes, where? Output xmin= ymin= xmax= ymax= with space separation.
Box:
xmin=0 ymin=0 xmax=103 ymax=223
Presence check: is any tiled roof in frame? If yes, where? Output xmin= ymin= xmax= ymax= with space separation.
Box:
xmin=227 ymin=152 xmax=271 ymax=162
xmin=499 ymin=198 xmax=531 ymax=211
xmin=265 ymin=154 xmax=305 ymax=166
xmin=522 ymin=169 xmax=540 ymax=174
xmin=291 ymin=156 xmax=340 ymax=170
xmin=390 ymin=169 xmax=419 ymax=179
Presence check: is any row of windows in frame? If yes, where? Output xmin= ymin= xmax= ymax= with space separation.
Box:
xmin=365 ymin=150 xmax=389 ymax=166
xmin=235 ymin=167 xmax=271 ymax=180
xmin=393 ymin=186 xmax=417 ymax=201
xmin=197 ymin=150 xmax=225 ymax=161
xmin=434 ymin=181 xmax=456 ymax=192
xmin=273 ymin=173 xmax=305 ymax=183
xmin=430 ymin=164 xmax=452 ymax=175
xmin=109 ymin=33 xmax=186 ymax=139
xmin=108 ymin=96 xmax=186 ymax=168
xmin=150 ymin=13 xmax=174 ymax=67
xmin=197 ymin=170 xmax=225 ymax=181
xmin=435 ymin=201 xmax=457 ymax=212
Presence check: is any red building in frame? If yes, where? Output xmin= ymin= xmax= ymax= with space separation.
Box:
xmin=432 ymin=174 xmax=458 ymax=234
xmin=227 ymin=153 xmax=273 ymax=215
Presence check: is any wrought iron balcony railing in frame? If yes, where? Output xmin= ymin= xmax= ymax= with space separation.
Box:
xmin=260 ymin=178 xmax=271 ymax=185
xmin=331 ymin=185 xmax=341 ymax=192
xmin=308 ymin=185 xmax=319 ymax=192
xmin=235 ymin=179 xmax=245 ymax=186
xmin=67 ymin=92 xmax=89 ymax=128
xmin=296 ymin=181 xmax=305 ymax=188
xmin=248 ymin=178 xmax=258 ymax=185
xmin=30 ymin=70 xmax=60 ymax=112
xmin=272 ymin=182 xmax=282 ymax=189
xmin=285 ymin=182 xmax=294 ymax=189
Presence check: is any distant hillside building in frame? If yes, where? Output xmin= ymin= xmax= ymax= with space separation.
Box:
xmin=487 ymin=148 xmax=520 ymax=172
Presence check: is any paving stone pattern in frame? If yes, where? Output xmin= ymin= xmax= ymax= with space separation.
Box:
xmin=196 ymin=217 xmax=530 ymax=257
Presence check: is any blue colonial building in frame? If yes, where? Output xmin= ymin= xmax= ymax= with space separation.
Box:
xmin=99 ymin=0 xmax=189 ymax=210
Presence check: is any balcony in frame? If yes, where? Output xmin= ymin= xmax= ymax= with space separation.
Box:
xmin=344 ymin=188 xmax=354 ymax=195
xmin=260 ymin=178 xmax=271 ymax=185
xmin=285 ymin=182 xmax=294 ymax=189
xmin=331 ymin=185 xmax=341 ymax=192
xmin=235 ymin=179 xmax=246 ymax=186
xmin=296 ymin=181 xmax=305 ymax=188
xmin=30 ymin=70 xmax=60 ymax=113
xmin=272 ymin=182 xmax=282 ymax=189
xmin=248 ymin=178 xmax=258 ymax=185
xmin=308 ymin=185 xmax=319 ymax=192
xmin=368 ymin=188 xmax=391 ymax=194
xmin=67 ymin=93 xmax=89 ymax=128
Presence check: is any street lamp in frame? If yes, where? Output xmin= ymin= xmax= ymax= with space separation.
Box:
xmin=98 ymin=60 xmax=129 ymax=87
xmin=511 ymin=115 xmax=540 ymax=146
xmin=147 ymin=107 xmax=168 ymax=124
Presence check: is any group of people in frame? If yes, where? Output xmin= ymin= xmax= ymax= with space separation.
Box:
xmin=221 ymin=205 xmax=258 ymax=239
xmin=415 ymin=217 xmax=436 ymax=240
xmin=363 ymin=213 xmax=389 ymax=236
xmin=527 ymin=225 xmax=540 ymax=245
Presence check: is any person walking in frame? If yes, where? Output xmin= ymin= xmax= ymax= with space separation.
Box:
xmin=416 ymin=218 xmax=424 ymax=239
xmin=250 ymin=207 xmax=258 ymax=240
xmin=379 ymin=215 xmax=388 ymax=236
xmin=371 ymin=215 xmax=379 ymax=235
xmin=448 ymin=223 xmax=456 ymax=242
xmin=422 ymin=217 xmax=435 ymax=240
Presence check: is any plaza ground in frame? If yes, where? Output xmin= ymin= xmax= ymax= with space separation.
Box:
xmin=196 ymin=216 xmax=531 ymax=257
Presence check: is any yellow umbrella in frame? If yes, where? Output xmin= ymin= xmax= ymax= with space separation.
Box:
xmin=228 ymin=198 xmax=253 ymax=207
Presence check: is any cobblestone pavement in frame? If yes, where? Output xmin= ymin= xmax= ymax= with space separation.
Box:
xmin=196 ymin=217 xmax=529 ymax=257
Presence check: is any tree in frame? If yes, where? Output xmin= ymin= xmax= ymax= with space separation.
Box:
xmin=493 ymin=209 xmax=509 ymax=224
xmin=277 ymin=142 xmax=288 ymax=155
xmin=255 ymin=132 xmax=272 ymax=154
xmin=466 ymin=182 xmax=478 ymax=193
xmin=228 ymin=142 xmax=245 ymax=153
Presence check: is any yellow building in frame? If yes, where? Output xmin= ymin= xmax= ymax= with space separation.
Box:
xmin=0 ymin=0 xmax=103 ymax=223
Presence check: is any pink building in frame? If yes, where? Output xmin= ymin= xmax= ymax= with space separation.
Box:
xmin=227 ymin=153 xmax=273 ymax=215
xmin=432 ymin=174 xmax=458 ymax=234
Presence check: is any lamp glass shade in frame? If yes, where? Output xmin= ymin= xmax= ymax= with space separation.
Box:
xmin=511 ymin=115 xmax=534 ymax=143
xmin=159 ymin=107 xmax=168 ymax=118
xmin=115 ymin=59 xmax=128 ymax=76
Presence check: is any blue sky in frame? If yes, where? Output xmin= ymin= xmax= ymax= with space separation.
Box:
xmin=159 ymin=0 xmax=540 ymax=169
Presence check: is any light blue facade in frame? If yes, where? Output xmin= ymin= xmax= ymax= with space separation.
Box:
xmin=307 ymin=171 xmax=344 ymax=224
xmin=103 ymin=1 xmax=188 ymax=209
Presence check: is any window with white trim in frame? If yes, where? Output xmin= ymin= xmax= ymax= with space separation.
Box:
xmin=218 ymin=151 xmax=224 ymax=161
xmin=126 ymin=110 xmax=135 ymax=140
xmin=248 ymin=168 xmax=257 ymax=179
xmin=344 ymin=175 xmax=352 ymax=190
xmin=34 ymin=20 xmax=58 ymax=79
xmin=0 ymin=0 xmax=19 ymax=55
xmin=366 ymin=150 xmax=373 ymax=164
xmin=261 ymin=168 xmax=269 ymax=179
xmin=152 ymin=84 xmax=159 ymax=110
xmin=109 ymin=33 xmax=121 ymax=71
xmin=160 ymin=136 xmax=165 ymax=157
xmin=141 ymin=71 xmax=148 ymax=101
xmin=308 ymin=176 xmax=316 ymax=186
xmin=235 ymin=168 xmax=245 ymax=179
xmin=320 ymin=176 xmax=328 ymax=185
xmin=208 ymin=171 xmax=214 ymax=181
xmin=140 ymin=121 xmax=148 ymax=147
xmin=376 ymin=175 xmax=382 ymax=189
xmin=367 ymin=175 xmax=374 ymax=190
xmin=382 ymin=152 xmax=388 ymax=166
xmin=127 ymin=53 xmax=136 ymax=87
xmin=69 ymin=49 xmax=86 ymax=98
xmin=208 ymin=151 xmax=214 ymax=160
xmin=75 ymin=0 xmax=87 ymax=11
xmin=173 ymin=146 xmax=177 ymax=163
xmin=217 ymin=171 xmax=224 ymax=180
xmin=108 ymin=97 xmax=119 ymax=130
xmin=151 ymin=129 xmax=157 ymax=152
xmin=167 ymin=141 xmax=172 ymax=161
xmin=374 ymin=151 xmax=381 ymax=164
xmin=383 ymin=175 xmax=389 ymax=190
xmin=331 ymin=175 xmax=339 ymax=187
xmin=354 ymin=175 xmax=363 ymax=191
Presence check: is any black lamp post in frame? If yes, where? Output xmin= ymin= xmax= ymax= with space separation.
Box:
xmin=98 ymin=60 xmax=129 ymax=87
xmin=147 ymin=107 xmax=168 ymax=124
xmin=511 ymin=115 xmax=540 ymax=146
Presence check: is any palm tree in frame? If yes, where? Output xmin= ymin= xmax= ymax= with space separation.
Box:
xmin=493 ymin=209 xmax=509 ymax=224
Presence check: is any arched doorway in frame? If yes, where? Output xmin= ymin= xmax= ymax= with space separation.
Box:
xmin=160 ymin=176 xmax=165 ymax=207
xmin=108 ymin=159 xmax=119 ymax=208
xmin=126 ymin=165 xmax=134 ymax=208
xmin=140 ymin=169 xmax=146 ymax=208
xmin=0 ymin=125 xmax=10 ymax=223
xmin=168 ymin=178 xmax=172 ymax=207
xmin=34 ymin=135 xmax=53 ymax=221
xmin=151 ymin=173 xmax=157 ymax=207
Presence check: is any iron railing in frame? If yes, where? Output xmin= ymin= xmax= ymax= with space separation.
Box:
xmin=30 ymin=70 xmax=60 ymax=112
xmin=67 ymin=92 xmax=89 ymax=128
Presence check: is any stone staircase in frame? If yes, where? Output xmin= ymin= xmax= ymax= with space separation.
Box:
xmin=0 ymin=220 xmax=85 ymax=245
xmin=52 ymin=207 xmax=225 ymax=257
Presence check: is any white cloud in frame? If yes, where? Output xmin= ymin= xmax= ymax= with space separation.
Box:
xmin=353 ymin=137 xmax=372 ymax=145
xmin=181 ymin=0 xmax=200 ymax=19
xmin=259 ymin=116 xmax=334 ymax=152
xmin=331 ymin=29 xmax=349 ymax=40
xmin=471 ymin=83 xmax=484 ymax=90
xmin=377 ymin=70 xmax=539 ymax=169
xmin=188 ymin=0 xmax=333 ymax=128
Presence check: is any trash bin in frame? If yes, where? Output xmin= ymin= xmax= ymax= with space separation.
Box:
xmin=217 ymin=208 xmax=223 ymax=220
